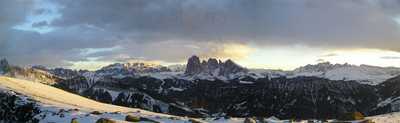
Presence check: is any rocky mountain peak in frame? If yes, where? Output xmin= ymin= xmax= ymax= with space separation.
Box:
xmin=295 ymin=62 xmax=344 ymax=73
xmin=184 ymin=55 xmax=247 ymax=77
xmin=291 ymin=62 xmax=400 ymax=85
xmin=185 ymin=55 xmax=203 ymax=75
xmin=99 ymin=62 xmax=171 ymax=75
xmin=206 ymin=58 xmax=219 ymax=70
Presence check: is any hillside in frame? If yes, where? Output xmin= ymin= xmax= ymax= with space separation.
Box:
xmin=3 ymin=76 xmax=400 ymax=122
xmin=4 ymin=56 xmax=400 ymax=122
xmin=0 ymin=76 xmax=214 ymax=123
xmin=291 ymin=62 xmax=400 ymax=85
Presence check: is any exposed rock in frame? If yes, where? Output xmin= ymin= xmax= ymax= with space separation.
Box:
xmin=206 ymin=58 xmax=219 ymax=73
xmin=71 ymin=118 xmax=79 ymax=123
xmin=140 ymin=117 xmax=161 ymax=123
xmin=0 ymin=90 xmax=40 ymax=122
xmin=244 ymin=117 xmax=256 ymax=123
xmin=185 ymin=55 xmax=203 ymax=75
xmin=372 ymin=76 xmax=400 ymax=114
xmin=189 ymin=118 xmax=204 ymax=123
xmin=59 ymin=72 xmax=380 ymax=119
xmin=95 ymin=118 xmax=116 ymax=123
xmin=98 ymin=62 xmax=171 ymax=77
xmin=49 ymin=68 xmax=81 ymax=79
xmin=125 ymin=115 xmax=140 ymax=122
xmin=219 ymin=59 xmax=247 ymax=76
xmin=90 ymin=111 xmax=102 ymax=115
xmin=292 ymin=62 xmax=400 ymax=85
xmin=184 ymin=55 xmax=247 ymax=77
xmin=339 ymin=112 xmax=365 ymax=121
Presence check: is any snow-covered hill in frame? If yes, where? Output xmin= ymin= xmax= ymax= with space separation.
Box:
xmin=290 ymin=62 xmax=400 ymax=85
xmin=0 ymin=76 xmax=207 ymax=123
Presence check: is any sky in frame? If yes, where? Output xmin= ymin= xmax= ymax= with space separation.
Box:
xmin=2 ymin=0 xmax=400 ymax=70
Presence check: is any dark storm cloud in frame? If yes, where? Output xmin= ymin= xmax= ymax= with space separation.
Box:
xmin=51 ymin=0 xmax=400 ymax=47
xmin=3 ymin=0 xmax=400 ymax=67
xmin=0 ymin=0 xmax=35 ymax=59
xmin=0 ymin=0 xmax=34 ymax=28
xmin=1 ymin=25 xmax=120 ymax=67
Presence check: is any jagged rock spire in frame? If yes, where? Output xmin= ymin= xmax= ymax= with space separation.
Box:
xmin=185 ymin=55 xmax=203 ymax=75
xmin=219 ymin=59 xmax=247 ymax=76
xmin=184 ymin=55 xmax=247 ymax=76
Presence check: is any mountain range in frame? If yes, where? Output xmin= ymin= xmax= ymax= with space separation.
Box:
xmin=2 ymin=56 xmax=400 ymax=120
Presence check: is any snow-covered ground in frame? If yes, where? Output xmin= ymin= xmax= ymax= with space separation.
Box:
xmin=290 ymin=63 xmax=400 ymax=85
xmin=367 ymin=112 xmax=400 ymax=123
xmin=0 ymin=76 xmax=205 ymax=123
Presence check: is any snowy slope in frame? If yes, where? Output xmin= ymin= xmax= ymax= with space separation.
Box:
xmin=0 ymin=76 xmax=255 ymax=123
xmin=367 ymin=112 xmax=400 ymax=123
xmin=0 ymin=76 xmax=200 ymax=123
xmin=291 ymin=62 xmax=400 ymax=85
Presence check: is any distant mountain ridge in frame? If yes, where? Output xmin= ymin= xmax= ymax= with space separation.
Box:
xmin=184 ymin=55 xmax=248 ymax=80
xmin=290 ymin=62 xmax=400 ymax=85
xmin=3 ymin=56 xmax=400 ymax=85
xmin=4 ymin=56 xmax=400 ymax=119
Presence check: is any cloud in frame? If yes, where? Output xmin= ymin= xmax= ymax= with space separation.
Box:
xmin=50 ymin=0 xmax=400 ymax=49
xmin=0 ymin=0 xmax=35 ymax=59
xmin=200 ymin=43 xmax=255 ymax=60
xmin=381 ymin=56 xmax=400 ymax=60
xmin=31 ymin=21 xmax=48 ymax=28
xmin=319 ymin=53 xmax=338 ymax=57
xmin=0 ymin=0 xmax=34 ymax=29
xmin=316 ymin=59 xmax=326 ymax=63
xmin=3 ymin=0 xmax=400 ymax=68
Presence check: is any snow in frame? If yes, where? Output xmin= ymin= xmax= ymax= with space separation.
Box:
xmin=169 ymin=87 xmax=185 ymax=91
xmin=0 ymin=76 xmax=196 ymax=123
xmin=167 ymin=64 xmax=186 ymax=72
xmin=290 ymin=63 xmax=400 ymax=85
xmin=140 ymin=71 xmax=182 ymax=80
xmin=81 ymin=71 xmax=100 ymax=86
xmin=248 ymin=69 xmax=288 ymax=79
xmin=0 ymin=76 xmax=267 ymax=123
xmin=239 ymin=81 xmax=254 ymax=84
xmin=367 ymin=112 xmax=400 ymax=123
xmin=207 ymin=118 xmax=244 ymax=123
xmin=248 ymin=63 xmax=400 ymax=85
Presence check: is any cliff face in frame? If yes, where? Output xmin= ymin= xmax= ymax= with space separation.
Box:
xmin=184 ymin=55 xmax=247 ymax=77
xmin=185 ymin=56 xmax=203 ymax=75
